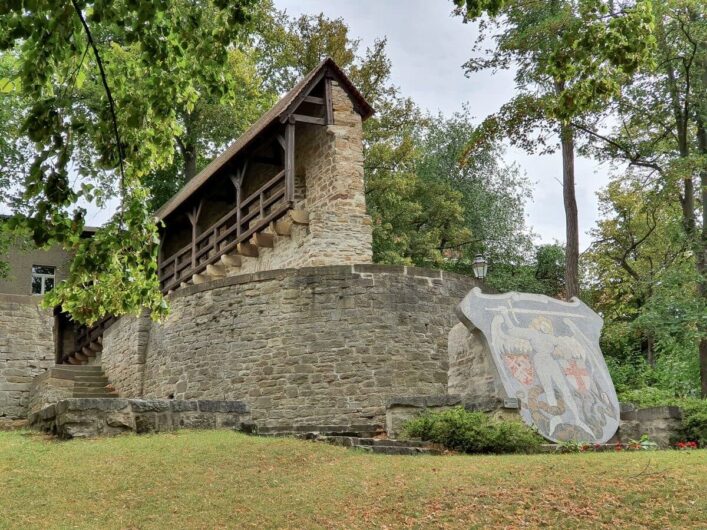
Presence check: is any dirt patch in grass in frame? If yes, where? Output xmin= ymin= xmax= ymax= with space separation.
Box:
xmin=0 ymin=430 xmax=704 ymax=529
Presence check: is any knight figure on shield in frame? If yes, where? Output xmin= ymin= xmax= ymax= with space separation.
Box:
xmin=493 ymin=307 xmax=596 ymax=437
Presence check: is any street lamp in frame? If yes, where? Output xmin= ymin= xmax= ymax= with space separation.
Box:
xmin=472 ymin=254 xmax=488 ymax=281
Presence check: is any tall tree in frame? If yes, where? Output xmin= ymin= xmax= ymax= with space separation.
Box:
xmin=452 ymin=0 xmax=656 ymax=300
xmin=585 ymin=174 xmax=702 ymax=394
xmin=576 ymin=0 xmax=706 ymax=395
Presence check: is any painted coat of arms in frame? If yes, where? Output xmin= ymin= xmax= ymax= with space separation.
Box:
xmin=457 ymin=288 xmax=620 ymax=444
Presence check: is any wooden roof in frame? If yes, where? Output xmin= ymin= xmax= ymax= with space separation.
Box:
xmin=155 ymin=58 xmax=374 ymax=221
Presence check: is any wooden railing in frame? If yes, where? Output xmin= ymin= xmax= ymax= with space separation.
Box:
xmin=63 ymin=314 xmax=115 ymax=364
xmin=158 ymin=169 xmax=291 ymax=292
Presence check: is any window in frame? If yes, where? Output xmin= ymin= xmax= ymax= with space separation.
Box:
xmin=31 ymin=265 xmax=55 ymax=295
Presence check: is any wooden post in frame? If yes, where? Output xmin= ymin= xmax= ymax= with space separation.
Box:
xmin=285 ymin=119 xmax=295 ymax=203
xmin=324 ymin=77 xmax=334 ymax=125
xmin=230 ymin=162 xmax=246 ymax=239
xmin=186 ymin=200 xmax=203 ymax=270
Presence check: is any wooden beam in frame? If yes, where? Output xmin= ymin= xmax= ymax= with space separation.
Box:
xmin=325 ymin=79 xmax=334 ymax=123
xmin=292 ymin=114 xmax=326 ymax=125
xmin=303 ymin=95 xmax=325 ymax=105
xmin=186 ymin=199 xmax=204 ymax=270
xmin=285 ymin=120 xmax=295 ymax=203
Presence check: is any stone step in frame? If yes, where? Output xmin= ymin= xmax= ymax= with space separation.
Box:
xmin=73 ymin=376 xmax=109 ymax=383
xmin=74 ymin=382 xmax=110 ymax=389
xmin=316 ymin=435 xmax=442 ymax=455
xmin=53 ymin=365 xmax=103 ymax=372
xmin=72 ymin=391 xmax=119 ymax=398
xmin=354 ymin=445 xmax=440 ymax=456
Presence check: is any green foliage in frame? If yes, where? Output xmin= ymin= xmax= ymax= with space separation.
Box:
xmin=0 ymin=1 xmax=257 ymax=324
xmin=585 ymin=173 xmax=703 ymax=396
xmin=367 ymin=107 xmax=534 ymax=268
xmin=454 ymin=0 xmax=656 ymax=150
xmin=402 ymin=406 xmax=542 ymax=454
xmin=485 ymin=244 xmax=565 ymax=297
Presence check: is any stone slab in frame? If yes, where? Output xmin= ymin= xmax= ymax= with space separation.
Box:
xmin=29 ymin=399 xmax=252 ymax=439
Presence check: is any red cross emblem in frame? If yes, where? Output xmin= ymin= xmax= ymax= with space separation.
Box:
xmin=564 ymin=360 xmax=590 ymax=393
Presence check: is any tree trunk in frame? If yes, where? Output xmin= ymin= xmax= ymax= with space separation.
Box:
xmin=184 ymin=143 xmax=198 ymax=181
xmin=560 ymin=122 xmax=579 ymax=300
xmin=696 ymin=118 xmax=707 ymax=397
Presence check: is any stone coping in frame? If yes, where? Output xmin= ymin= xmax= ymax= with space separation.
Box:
xmin=0 ymin=292 xmax=44 ymax=305
xmin=620 ymin=405 xmax=683 ymax=422
xmin=169 ymin=263 xmax=480 ymax=300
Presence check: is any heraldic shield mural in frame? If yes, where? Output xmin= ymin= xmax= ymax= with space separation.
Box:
xmin=457 ymin=288 xmax=620 ymax=444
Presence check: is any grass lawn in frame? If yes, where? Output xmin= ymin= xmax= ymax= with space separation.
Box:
xmin=0 ymin=430 xmax=705 ymax=529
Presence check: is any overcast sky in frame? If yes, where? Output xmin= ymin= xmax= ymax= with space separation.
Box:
xmin=274 ymin=0 xmax=613 ymax=250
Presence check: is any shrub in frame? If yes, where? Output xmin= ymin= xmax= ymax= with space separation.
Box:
xmin=401 ymin=407 xmax=542 ymax=454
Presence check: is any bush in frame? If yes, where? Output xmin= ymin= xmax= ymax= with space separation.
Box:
xmin=401 ymin=407 xmax=542 ymax=454
xmin=619 ymin=387 xmax=707 ymax=447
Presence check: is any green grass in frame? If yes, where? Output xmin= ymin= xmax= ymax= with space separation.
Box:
xmin=0 ymin=430 xmax=705 ymax=529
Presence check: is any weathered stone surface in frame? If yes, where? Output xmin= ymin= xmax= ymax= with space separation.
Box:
xmin=100 ymin=265 xmax=479 ymax=433
xmin=613 ymin=407 xmax=683 ymax=448
xmin=0 ymin=294 xmax=55 ymax=419
xmin=458 ymin=288 xmax=620 ymax=444
xmin=29 ymin=398 xmax=251 ymax=439
xmin=447 ymin=322 xmax=506 ymax=402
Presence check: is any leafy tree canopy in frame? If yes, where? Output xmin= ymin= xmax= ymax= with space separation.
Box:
xmin=0 ymin=0 xmax=257 ymax=324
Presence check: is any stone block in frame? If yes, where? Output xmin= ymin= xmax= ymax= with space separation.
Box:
xmin=198 ymin=400 xmax=248 ymax=413
xmin=130 ymin=399 xmax=171 ymax=413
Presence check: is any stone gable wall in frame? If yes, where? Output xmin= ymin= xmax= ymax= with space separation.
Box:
xmin=0 ymin=294 xmax=55 ymax=418
xmin=198 ymin=82 xmax=372 ymax=280
xmin=100 ymin=265 xmax=478 ymax=432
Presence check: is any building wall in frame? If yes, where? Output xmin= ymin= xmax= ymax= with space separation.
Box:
xmin=0 ymin=294 xmax=55 ymax=418
xmin=100 ymin=265 xmax=479 ymax=432
xmin=100 ymin=313 xmax=151 ymax=398
xmin=0 ymin=242 xmax=72 ymax=296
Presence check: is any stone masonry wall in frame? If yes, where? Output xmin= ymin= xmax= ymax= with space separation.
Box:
xmin=0 ymin=294 xmax=55 ymax=418
xmin=100 ymin=313 xmax=151 ymax=398
xmin=102 ymin=265 xmax=478 ymax=432
xmin=209 ymin=81 xmax=372 ymax=280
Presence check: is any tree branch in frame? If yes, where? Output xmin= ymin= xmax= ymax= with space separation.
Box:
xmin=71 ymin=0 xmax=126 ymax=222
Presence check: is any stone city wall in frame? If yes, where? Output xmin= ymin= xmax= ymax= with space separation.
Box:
xmin=100 ymin=313 xmax=151 ymax=398
xmin=0 ymin=294 xmax=55 ymax=418
xmin=101 ymin=265 xmax=479 ymax=433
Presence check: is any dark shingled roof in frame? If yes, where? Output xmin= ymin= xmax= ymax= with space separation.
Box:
xmin=155 ymin=58 xmax=374 ymax=221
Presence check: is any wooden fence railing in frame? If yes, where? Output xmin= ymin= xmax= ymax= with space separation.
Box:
xmin=158 ymin=169 xmax=291 ymax=292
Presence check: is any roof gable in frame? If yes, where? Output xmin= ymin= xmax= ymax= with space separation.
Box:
xmin=155 ymin=58 xmax=373 ymax=221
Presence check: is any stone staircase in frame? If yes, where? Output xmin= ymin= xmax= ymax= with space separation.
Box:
xmin=311 ymin=435 xmax=444 ymax=456
xmin=53 ymin=365 xmax=119 ymax=398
